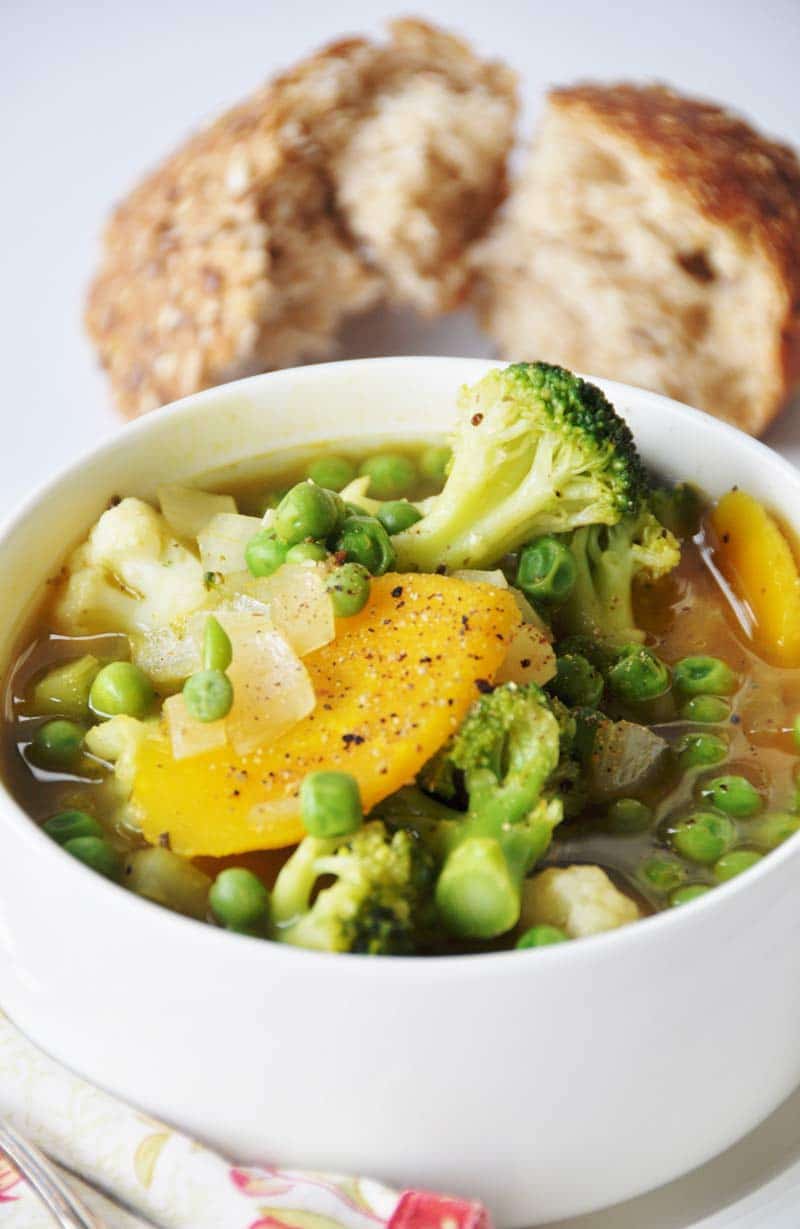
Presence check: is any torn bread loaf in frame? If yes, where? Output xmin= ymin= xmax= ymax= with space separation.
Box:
xmin=86 ymin=19 xmax=517 ymax=417
xmin=476 ymin=84 xmax=800 ymax=435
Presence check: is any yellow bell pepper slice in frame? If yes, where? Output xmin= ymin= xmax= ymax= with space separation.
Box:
xmin=132 ymin=573 xmax=520 ymax=856
xmin=711 ymin=489 xmax=800 ymax=666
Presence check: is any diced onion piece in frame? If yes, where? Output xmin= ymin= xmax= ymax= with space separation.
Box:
xmin=164 ymin=693 xmax=228 ymax=760
xmin=509 ymin=586 xmax=552 ymax=638
xmin=221 ymin=565 xmax=334 ymax=657
xmin=198 ymin=513 xmax=264 ymax=576
xmin=158 ymin=485 xmax=236 ymax=539
xmin=216 ymin=610 xmax=316 ymax=755
xmin=496 ymin=622 xmax=556 ymax=687
xmin=452 ymin=569 xmax=508 ymax=588
xmin=261 ymin=563 xmax=334 ymax=656
xmin=339 ymin=475 xmax=381 ymax=515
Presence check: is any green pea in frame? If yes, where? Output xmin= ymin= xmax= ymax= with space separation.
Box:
xmin=748 ymin=811 xmax=800 ymax=851
xmin=608 ymin=646 xmax=671 ymax=703
xmin=377 ymin=501 xmax=423 ymax=535
xmin=679 ymin=695 xmax=731 ymax=724
xmin=203 ymin=616 xmax=233 ymax=672
xmin=713 ymin=849 xmax=763 ymax=882
xmin=63 ymin=835 xmax=121 ymax=880
xmin=606 ymin=798 xmax=652 ymax=834
xmin=333 ymin=515 xmax=395 ymax=575
xmin=326 ymin=563 xmax=371 ymax=617
xmin=359 ymin=453 xmax=417 ymax=500
xmin=285 ymin=541 xmax=329 ymax=564
xmin=699 ymin=774 xmax=761 ymax=818
xmin=245 ymin=529 xmax=288 ymax=578
xmin=183 ymin=669 xmax=234 ymax=723
xmin=670 ymin=884 xmax=712 ymax=907
xmin=550 ymin=653 xmax=604 ymax=708
xmin=516 ymin=924 xmax=568 ymax=949
xmin=43 ymin=810 xmax=103 ymax=844
xmin=89 ymin=661 xmax=154 ymax=720
xmin=675 ymin=732 xmax=728 ymax=770
xmin=516 ymin=537 xmax=577 ymax=605
xmin=792 ymin=714 xmax=800 ymax=749
xmin=275 ymin=482 xmax=345 ymax=546
xmin=419 ymin=445 xmax=451 ymax=484
xmin=306 ymin=455 xmax=356 ymax=492
xmin=301 ymin=770 xmax=362 ymax=837
xmin=670 ymin=811 xmax=735 ymax=864
xmin=673 ymin=655 xmax=737 ymax=698
xmin=31 ymin=719 xmax=86 ymax=769
xmin=640 ymin=855 xmax=687 ymax=894
xmin=210 ymin=867 xmax=270 ymax=934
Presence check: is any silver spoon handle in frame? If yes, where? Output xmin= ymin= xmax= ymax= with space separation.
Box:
xmin=0 ymin=1118 xmax=106 ymax=1229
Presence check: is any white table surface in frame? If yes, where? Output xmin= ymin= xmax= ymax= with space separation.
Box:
xmin=3 ymin=1 xmax=800 ymax=1225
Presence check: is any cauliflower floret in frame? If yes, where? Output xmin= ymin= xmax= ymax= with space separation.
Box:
xmin=520 ymin=865 xmax=641 ymax=938
xmin=84 ymin=715 xmax=157 ymax=826
xmin=85 ymin=714 xmax=149 ymax=791
xmin=54 ymin=498 xmax=208 ymax=639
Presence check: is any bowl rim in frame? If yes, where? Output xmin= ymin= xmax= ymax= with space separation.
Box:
xmin=3 ymin=354 xmax=800 ymax=978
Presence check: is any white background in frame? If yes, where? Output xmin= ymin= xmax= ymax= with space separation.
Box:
xmin=2 ymin=0 xmax=800 ymax=523
xmin=2 ymin=1 xmax=800 ymax=1226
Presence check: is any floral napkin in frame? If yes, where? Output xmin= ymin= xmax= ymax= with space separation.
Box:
xmin=0 ymin=1011 xmax=490 ymax=1228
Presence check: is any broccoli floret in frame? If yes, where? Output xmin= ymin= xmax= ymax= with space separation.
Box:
xmin=652 ymin=482 xmax=706 ymax=539
xmin=393 ymin=362 xmax=648 ymax=573
xmin=555 ymin=505 xmax=680 ymax=644
xmin=271 ymin=821 xmax=436 ymax=955
xmin=431 ymin=682 xmax=564 ymax=939
xmin=545 ymin=700 xmax=594 ymax=819
xmin=446 ymin=681 xmax=560 ymax=826
xmin=418 ymin=749 xmax=458 ymax=805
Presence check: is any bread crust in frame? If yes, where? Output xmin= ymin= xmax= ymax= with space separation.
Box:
xmin=86 ymin=19 xmax=516 ymax=417
xmin=549 ymin=84 xmax=800 ymax=420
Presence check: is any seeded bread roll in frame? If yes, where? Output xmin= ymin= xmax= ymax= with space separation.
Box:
xmin=475 ymin=84 xmax=800 ymax=435
xmin=86 ymin=19 xmax=517 ymax=417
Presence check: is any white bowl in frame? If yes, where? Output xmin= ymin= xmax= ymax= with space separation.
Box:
xmin=2 ymin=358 xmax=800 ymax=1227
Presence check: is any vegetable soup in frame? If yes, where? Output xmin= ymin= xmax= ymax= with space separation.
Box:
xmin=4 ymin=363 xmax=800 ymax=955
